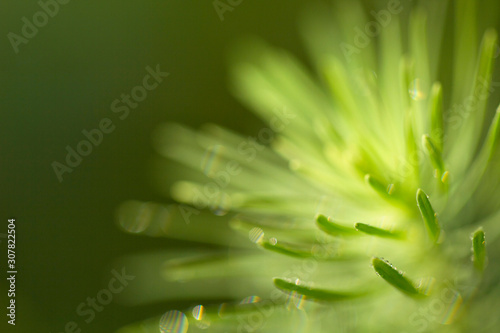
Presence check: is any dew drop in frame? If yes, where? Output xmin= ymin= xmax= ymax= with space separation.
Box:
xmin=117 ymin=201 xmax=153 ymax=234
xmin=386 ymin=184 xmax=395 ymax=195
xmin=249 ymin=227 xmax=264 ymax=243
xmin=240 ymin=296 xmax=261 ymax=304
xmin=409 ymin=79 xmax=425 ymax=101
xmin=441 ymin=171 xmax=450 ymax=183
xmin=440 ymin=291 xmax=463 ymax=325
xmin=292 ymin=292 xmax=307 ymax=310
xmin=201 ymin=145 xmax=224 ymax=177
xmin=218 ymin=303 xmax=227 ymax=318
xmin=192 ymin=305 xmax=210 ymax=329
xmin=420 ymin=277 xmax=434 ymax=294
xmin=192 ymin=305 xmax=205 ymax=320
xmin=269 ymin=237 xmax=278 ymax=245
xmin=159 ymin=310 xmax=188 ymax=333
xmin=210 ymin=193 xmax=231 ymax=216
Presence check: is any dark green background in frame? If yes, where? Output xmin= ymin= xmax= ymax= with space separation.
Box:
xmin=0 ymin=1 xmax=310 ymax=332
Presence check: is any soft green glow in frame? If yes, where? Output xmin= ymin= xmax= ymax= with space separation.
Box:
xmin=118 ymin=1 xmax=500 ymax=332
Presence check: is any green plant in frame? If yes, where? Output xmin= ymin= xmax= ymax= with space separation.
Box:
xmin=117 ymin=1 xmax=500 ymax=332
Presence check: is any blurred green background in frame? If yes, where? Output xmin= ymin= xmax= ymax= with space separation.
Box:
xmin=0 ymin=0 xmax=311 ymax=332
xmin=3 ymin=1 xmax=500 ymax=332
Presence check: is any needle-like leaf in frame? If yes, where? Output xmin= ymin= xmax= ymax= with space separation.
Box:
xmin=449 ymin=29 xmax=497 ymax=171
xmin=429 ymin=82 xmax=444 ymax=151
xmin=316 ymin=214 xmax=357 ymax=236
xmin=472 ymin=228 xmax=487 ymax=272
xmin=259 ymin=239 xmax=314 ymax=259
xmin=482 ymin=107 xmax=500 ymax=162
xmin=452 ymin=107 xmax=500 ymax=212
xmin=372 ymin=257 xmax=423 ymax=297
xmin=422 ymin=134 xmax=446 ymax=182
xmin=273 ymin=278 xmax=366 ymax=302
xmin=354 ymin=223 xmax=405 ymax=239
xmin=416 ymin=189 xmax=441 ymax=243
xmin=365 ymin=174 xmax=394 ymax=198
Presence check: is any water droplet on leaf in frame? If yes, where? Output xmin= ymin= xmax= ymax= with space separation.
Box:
xmin=249 ymin=227 xmax=264 ymax=243
xmin=159 ymin=310 xmax=188 ymax=333
xmin=409 ymin=79 xmax=425 ymax=100
xmin=192 ymin=305 xmax=205 ymax=320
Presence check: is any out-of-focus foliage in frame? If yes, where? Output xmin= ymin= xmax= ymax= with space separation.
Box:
xmin=116 ymin=1 xmax=500 ymax=332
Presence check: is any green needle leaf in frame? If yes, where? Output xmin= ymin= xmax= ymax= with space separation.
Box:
xmin=372 ymin=257 xmax=423 ymax=297
xmin=422 ymin=134 xmax=447 ymax=182
xmin=450 ymin=29 xmax=497 ymax=172
xmin=273 ymin=278 xmax=366 ymax=302
xmin=259 ymin=238 xmax=354 ymax=261
xmin=429 ymin=82 xmax=444 ymax=151
xmin=452 ymin=107 xmax=500 ymax=212
xmin=316 ymin=214 xmax=357 ymax=236
xmin=259 ymin=239 xmax=314 ymax=259
xmin=484 ymin=107 xmax=500 ymax=161
xmin=354 ymin=223 xmax=405 ymax=239
xmin=472 ymin=228 xmax=487 ymax=272
xmin=416 ymin=189 xmax=441 ymax=243
xmin=400 ymin=56 xmax=415 ymax=109
xmin=364 ymin=174 xmax=395 ymax=198
xmin=404 ymin=108 xmax=420 ymax=184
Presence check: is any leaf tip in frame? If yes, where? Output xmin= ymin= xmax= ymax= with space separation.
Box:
xmin=472 ymin=227 xmax=487 ymax=272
